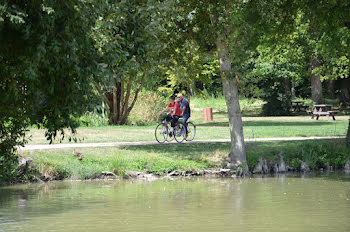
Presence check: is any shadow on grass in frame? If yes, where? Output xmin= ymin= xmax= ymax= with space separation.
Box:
xmin=214 ymin=111 xmax=262 ymax=117
xmin=117 ymin=140 xmax=320 ymax=157
xmin=119 ymin=142 xmax=231 ymax=157
xmin=196 ymin=120 xmax=335 ymax=127
xmin=118 ymin=139 xmax=349 ymax=161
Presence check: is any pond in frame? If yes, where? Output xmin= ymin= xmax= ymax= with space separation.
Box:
xmin=1 ymin=173 xmax=350 ymax=232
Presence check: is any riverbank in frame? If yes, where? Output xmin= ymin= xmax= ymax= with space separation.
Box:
xmin=15 ymin=139 xmax=350 ymax=183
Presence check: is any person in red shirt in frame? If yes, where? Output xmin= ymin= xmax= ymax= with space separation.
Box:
xmin=159 ymin=96 xmax=181 ymax=127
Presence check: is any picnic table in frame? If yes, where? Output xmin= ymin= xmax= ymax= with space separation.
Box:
xmin=292 ymin=101 xmax=306 ymax=112
xmin=307 ymin=104 xmax=339 ymax=120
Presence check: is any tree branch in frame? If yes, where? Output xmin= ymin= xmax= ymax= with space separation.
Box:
xmin=122 ymin=76 xmax=135 ymax=117
xmin=93 ymin=82 xmax=111 ymax=108
xmin=120 ymin=80 xmax=124 ymax=113
xmin=127 ymin=71 xmax=146 ymax=114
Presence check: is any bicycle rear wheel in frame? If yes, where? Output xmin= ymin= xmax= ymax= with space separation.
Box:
xmin=155 ymin=123 xmax=168 ymax=143
xmin=185 ymin=122 xmax=196 ymax=141
xmin=174 ymin=122 xmax=186 ymax=143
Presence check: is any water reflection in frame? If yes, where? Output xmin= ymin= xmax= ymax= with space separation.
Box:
xmin=0 ymin=173 xmax=349 ymax=232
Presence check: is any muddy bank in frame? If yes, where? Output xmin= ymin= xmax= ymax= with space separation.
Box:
xmin=13 ymin=154 xmax=350 ymax=183
xmin=30 ymin=164 xmax=350 ymax=182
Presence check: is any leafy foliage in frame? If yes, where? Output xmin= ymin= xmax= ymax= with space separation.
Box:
xmin=91 ymin=0 xmax=164 ymax=125
xmin=0 ymin=0 xmax=100 ymax=182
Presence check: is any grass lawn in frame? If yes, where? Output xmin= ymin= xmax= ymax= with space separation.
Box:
xmin=26 ymin=113 xmax=349 ymax=145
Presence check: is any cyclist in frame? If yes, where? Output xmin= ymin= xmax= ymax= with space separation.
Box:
xmin=159 ymin=96 xmax=181 ymax=134
xmin=177 ymin=93 xmax=191 ymax=136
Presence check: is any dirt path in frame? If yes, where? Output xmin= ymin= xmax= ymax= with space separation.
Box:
xmin=21 ymin=136 xmax=346 ymax=151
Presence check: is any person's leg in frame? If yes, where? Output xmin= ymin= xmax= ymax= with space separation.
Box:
xmin=182 ymin=115 xmax=189 ymax=135
xmin=172 ymin=115 xmax=179 ymax=127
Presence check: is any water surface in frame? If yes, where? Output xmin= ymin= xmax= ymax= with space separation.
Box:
xmin=1 ymin=173 xmax=350 ymax=232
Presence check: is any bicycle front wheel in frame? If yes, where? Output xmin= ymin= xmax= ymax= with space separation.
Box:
xmin=174 ymin=122 xmax=186 ymax=143
xmin=155 ymin=123 xmax=168 ymax=143
xmin=185 ymin=122 xmax=196 ymax=141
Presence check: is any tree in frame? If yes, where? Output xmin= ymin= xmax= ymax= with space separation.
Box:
xmin=251 ymin=4 xmax=349 ymax=106
xmin=0 ymin=0 xmax=100 ymax=182
xmin=158 ymin=40 xmax=218 ymax=100
xmin=251 ymin=12 xmax=311 ymax=113
xmin=158 ymin=0 xmax=299 ymax=174
xmin=91 ymin=0 xmax=162 ymax=125
xmin=299 ymin=1 xmax=350 ymax=103
xmin=160 ymin=1 xmax=243 ymax=173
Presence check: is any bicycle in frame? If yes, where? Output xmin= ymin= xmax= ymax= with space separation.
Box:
xmin=184 ymin=121 xmax=196 ymax=141
xmin=155 ymin=118 xmax=187 ymax=143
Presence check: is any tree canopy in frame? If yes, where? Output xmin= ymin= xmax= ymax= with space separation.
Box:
xmin=0 ymin=0 xmax=100 ymax=180
xmin=0 ymin=0 xmax=349 ymax=180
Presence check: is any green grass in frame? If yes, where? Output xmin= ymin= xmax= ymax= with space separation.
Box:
xmin=26 ymin=114 xmax=349 ymax=144
xmin=26 ymin=95 xmax=348 ymax=145
xmin=191 ymin=97 xmax=265 ymax=113
xmin=244 ymin=139 xmax=349 ymax=171
xmin=23 ymin=139 xmax=350 ymax=180
xmin=26 ymin=146 xmax=212 ymax=179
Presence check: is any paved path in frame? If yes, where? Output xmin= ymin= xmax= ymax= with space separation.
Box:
xmin=21 ymin=136 xmax=346 ymax=151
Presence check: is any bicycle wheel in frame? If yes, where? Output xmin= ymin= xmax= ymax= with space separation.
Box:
xmin=174 ymin=122 xmax=186 ymax=143
xmin=155 ymin=123 xmax=168 ymax=143
xmin=185 ymin=122 xmax=196 ymax=141
xmin=167 ymin=127 xmax=175 ymax=142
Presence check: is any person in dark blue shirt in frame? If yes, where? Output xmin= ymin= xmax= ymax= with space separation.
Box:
xmin=177 ymin=93 xmax=191 ymax=136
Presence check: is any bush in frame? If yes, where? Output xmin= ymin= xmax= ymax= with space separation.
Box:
xmin=37 ymin=160 xmax=71 ymax=180
xmin=79 ymin=112 xmax=108 ymax=127
xmin=127 ymin=92 xmax=166 ymax=126
xmin=261 ymin=78 xmax=292 ymax=116
xmin=0 ymin=118 xmax=28 ymax=184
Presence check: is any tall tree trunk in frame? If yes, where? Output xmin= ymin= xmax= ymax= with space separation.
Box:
xmin=100 ymin=72 xmax=146 ymax=125
xmin=347 ymin=119 xmax=350 ymax=147
xmin=216 ymin=37 xmax=248 ymax=174
xmin=310 ymin=58 xmax=322 ymax=104
xmin=112 ymin=86 xmax=117 ymax=124
xmin=339 ymin=78 xmax=350 ymax=106
xmin=121 ymin=76 xmax=135 ymax=122
xmin=327 ymin=80 xmax=335 ymax=98
xmin=284 ymin=77 xmax=292 ymax=110
xmin=291 ymin=77 xmax=296 ymax=99
xmin=125 ymin=71 xmax=146 ymax=115
xmin=116 ymin=82 xmax=122 ymax=122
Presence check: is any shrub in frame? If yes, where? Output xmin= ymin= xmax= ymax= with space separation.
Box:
xmin=127 ymin=92 xmax=166 ymax=126
xmin=261 ymin=79 xmax=292 ymax=116
xmin=79 ymin=112 xmax=108 ymax=127
xmin=76 ymin=166 xmax=102 ymax=179
xmin=0 ymin=118 xmax=28 ymax=184
xmin=37 ymin=161 xmax=71 ymax=180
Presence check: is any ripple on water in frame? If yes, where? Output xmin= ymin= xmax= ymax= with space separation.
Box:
xmin=0 ymin=174 xmax=349 ymax=232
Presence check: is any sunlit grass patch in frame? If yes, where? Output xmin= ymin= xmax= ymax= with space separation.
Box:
xmin=27 ymin=146 xmax=212 ymax=180
xmin=191 ymin=96 xmax=265 ymax=114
